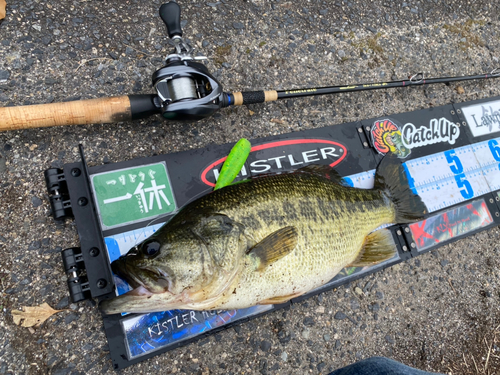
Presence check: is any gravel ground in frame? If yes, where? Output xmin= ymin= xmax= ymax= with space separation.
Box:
xmin=1 ymin=1 xmax=500 ymax=374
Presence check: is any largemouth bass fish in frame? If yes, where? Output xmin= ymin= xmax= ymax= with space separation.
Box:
xmin=101 ymin=155 xmax=427 ymax=315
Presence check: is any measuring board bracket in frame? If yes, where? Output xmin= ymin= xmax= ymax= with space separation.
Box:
xmin=44 ymin=168 xmax=73 ymax=220
xmin=392 ymin=225 xmax=414 ymax=258
xmin=46 ymin=146 xmax=115 ymax=300
xmin=61 ymin=247 xmax=91 ymax=303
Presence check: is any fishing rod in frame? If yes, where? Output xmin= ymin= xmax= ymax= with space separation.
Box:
xmin=1 ymin=1 xmax=499 ymax=132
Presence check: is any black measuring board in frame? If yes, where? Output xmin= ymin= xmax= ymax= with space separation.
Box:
xmin=46 ymin=96 xmax=500 ymax=370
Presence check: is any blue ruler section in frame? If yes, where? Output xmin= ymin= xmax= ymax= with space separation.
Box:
xmin=403 ymin=145 xmax=493 ymax=212
xmin=105 ymin=223 xmax=165 ymax=263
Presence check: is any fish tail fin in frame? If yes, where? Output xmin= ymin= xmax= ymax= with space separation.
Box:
xmin=374 ymin=153 xmax=428 ymax=223
xmin=348 ymin=229 xmax=396 ymax=267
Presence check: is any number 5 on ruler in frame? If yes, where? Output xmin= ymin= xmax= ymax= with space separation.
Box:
xmin=444 ymin=149 xmax=474 ymax=199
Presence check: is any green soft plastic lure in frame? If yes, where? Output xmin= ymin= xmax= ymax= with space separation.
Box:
xmin=214 ymin=138 xmax=251 ymax=190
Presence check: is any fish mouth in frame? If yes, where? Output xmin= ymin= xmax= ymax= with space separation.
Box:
xmin=99 ymin=257 xmax=179 ymax=315
xmin=111 ymin=257 xmax=172 ymax=293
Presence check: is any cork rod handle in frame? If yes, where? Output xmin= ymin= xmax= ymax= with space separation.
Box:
xmin=0 ymin=96 xmax=133 ymax=132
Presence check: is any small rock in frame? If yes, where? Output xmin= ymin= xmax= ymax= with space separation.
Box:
xmin=385 ymin=335 xmax=395 ymax=344
xmin=260 ymin=340 xmax=271 ymax=352
xmin=338 ymin=50 xmax=346 ymax=58
xmin=301 ymin=328 xmax=310 ymax=339
xmin=281 ymin=351 xmax=288 ymax=361
xmin=0 ymin=70 xmax=10 ymax=82
xmin=125 ymin=47 xmax=135 ymax=56
xmin=440 ymin=260 xmax=450 ymax=267
xmin=335 ymin=339 xmax=342 ymax=349
xmin=28 ymin=240 xmax=41 ymax=250
xmin=334 ymin=311 xmax=347 ymax=320
xmin=317 ymin=362 xmax=326 ymax=372
xmin=316 ymin=306 xmax=325 ymax=314
xmin=323 ymin=334 xmax=330 ymax=342
xmin=82 ymin=343 xmax=93 ymax=351
xmin=375 ymin=291 xmax=384 ymax=300
xmin=65 ymin=313 xmax=79 ymax=325
xmin=31 ymin=197 xmax=42 ymax=207
xmin=303 ymin=317 xmax=315 ymax=326
xmin=233 ymin=22 xmax=245 ymax=29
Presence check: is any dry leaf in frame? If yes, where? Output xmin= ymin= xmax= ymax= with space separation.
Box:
xmin=270 ymin=118 xmax=285 ymax=124
xmin=456 ymin=86 xmax=465 ymax=94
xmin=12 ymin=303 xmax=63 ymax=328
xmin=248 ymin=110 xmax=255 ymax=116
xmin=0 ymin=0 xmax=6 ymax=20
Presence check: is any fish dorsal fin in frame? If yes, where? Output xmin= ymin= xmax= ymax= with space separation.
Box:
xmin=296 ymin=165 xmax=349 ymax=186
xmin=348 ymin=229 xmax=396 ymax=267
xmin=247 ymin=226 xmax=298 ymax=271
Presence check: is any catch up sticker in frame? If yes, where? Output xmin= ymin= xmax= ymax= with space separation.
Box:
xmin=91 ymin=162 xmax=177 ymax=230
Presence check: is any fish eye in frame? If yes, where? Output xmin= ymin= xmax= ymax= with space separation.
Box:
xmin=142 ymin=240 xmax=161 ymax=257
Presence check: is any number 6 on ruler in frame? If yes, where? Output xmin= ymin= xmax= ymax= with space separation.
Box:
xmin=444 ymin=149 xmax=474 ymax=199
xmin=488 ymin=139 xmax=500 ymax=168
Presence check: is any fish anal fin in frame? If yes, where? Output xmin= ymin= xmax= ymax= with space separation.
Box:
xmin=348 ymin=229 xmax=396 ymax=267
xmin=247 ymin=226 xmax=298 ymax=271
xmin=259 ymin=291 xmax=304 ymax=305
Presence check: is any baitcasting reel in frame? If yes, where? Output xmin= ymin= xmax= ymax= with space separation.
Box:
xmin=152 ymin=1 xmax=227 ymax=122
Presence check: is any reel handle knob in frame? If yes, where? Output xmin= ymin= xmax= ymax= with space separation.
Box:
xmin=159 ymin=2 xmax=183 ymax=38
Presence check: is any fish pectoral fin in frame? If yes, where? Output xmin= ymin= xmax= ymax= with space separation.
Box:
xmin=247 ymin=226 xmax=298 ymax=271
xmin=259 ymin=291 xmax=304 ymax=305
xmin=348 ymin=229 xmax=396 ymax=267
